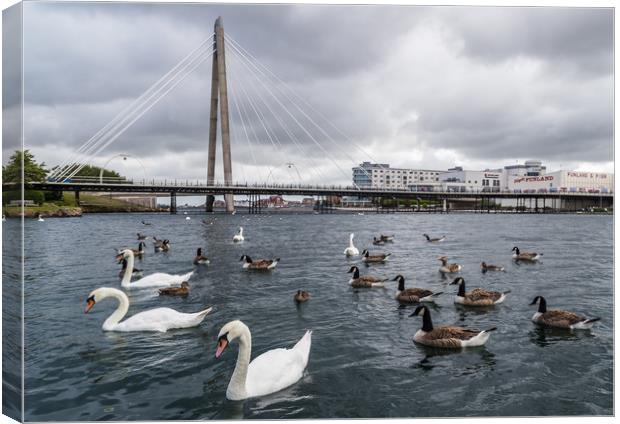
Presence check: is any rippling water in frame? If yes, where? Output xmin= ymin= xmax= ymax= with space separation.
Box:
xmin=6 ymin=212 xmax=613 ymax=420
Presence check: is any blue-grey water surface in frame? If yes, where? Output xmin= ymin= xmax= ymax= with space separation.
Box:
xmin=7 ymin=212 xmax=614 ymax=420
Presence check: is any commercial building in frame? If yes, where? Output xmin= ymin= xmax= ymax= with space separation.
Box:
xmin=509 ymin=170 xmax=613 ymax=193
xmin=439 ymin=167 xmax=503 ymax=192
xmin=352 ymin=162 xmax=443 ymax=191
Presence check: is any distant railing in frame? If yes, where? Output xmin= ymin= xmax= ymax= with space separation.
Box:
xmin=43 ymin=178 xmax=613 ymax=196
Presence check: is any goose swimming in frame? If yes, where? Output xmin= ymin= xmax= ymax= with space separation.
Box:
xmin=294 ymin=290 xmax=311 ymax=303
xmin=379 ymin=234 xmax=394 ymax=242
xmin=343 ymin=233 xmax=359 ymax=257
xmin=481 ymin=262 xmax=505 ymax=272
xmin=240 ymin=255 xmax=279 ymax=270
xmin=347 ymin=266 xmax=387 ymax=288
xmin=512 ymin=246 xmax=542 ymax=261
xmin=530 ymin=296 xmax=600 ymax=330
xmin=438 ymin=256 xmax=462 ymax=273
xmin=361 ymin=249 xmax=391 ymax=263
xmin=137 ymin=233 xmax=148 ymax=241
xmin=193 ymin=248 xmax=210 ymax=265
xmin=233 ymin=227 xmax=245 ymax=243
xmin=372 ymin=237 xmax=386 ymax=246
xmin=450 ymin=277 xmax=510 ymax=306
xmin=410 ymin=305 xmax=497 ymax=348
xmin=215 ymin=320 xmax=312 ymax=400
xmin=159 ymin=282 xmax=190 ymax=296
xmin=423 ymin=234 xmax=445 ymax=243
xmin=117 ymin=249 xmax=193 ymax=289
xmin=84 ymin=287 xmax=211 ymax=332
xmin=392 ymin=275 xmax=443 ymax=303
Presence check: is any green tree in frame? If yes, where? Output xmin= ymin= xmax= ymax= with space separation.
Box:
xmin=2 ymin=150 xmax=47 ymax=183
xmin=48 ymin=164 xmax=122 ymax=179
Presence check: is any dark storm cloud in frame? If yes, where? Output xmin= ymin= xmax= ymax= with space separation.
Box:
xmin=11 ymin=2 xmax=614 ymax=181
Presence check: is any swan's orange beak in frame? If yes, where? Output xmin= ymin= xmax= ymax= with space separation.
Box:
xmin=215 ymin=336 xmax=229 ymax=358
xmin=85 ymin=298 xmax=95 ymax=314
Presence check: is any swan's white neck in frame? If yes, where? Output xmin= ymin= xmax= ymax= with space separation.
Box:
xmin=227 ymin=323 xmax=252 ymax=400
xmin=96 ymin=288 xmax=129 ymax=331
xmin=120 ymin=251 xmax=134 ymax=288
xmin=239 ymin=228 xmax=244 ymax=236
xmin=348 ymin=233 xmax=355 ymax=248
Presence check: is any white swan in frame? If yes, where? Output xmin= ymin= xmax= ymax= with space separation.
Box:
xmin=343 ymin=233 xmax=359 ymax=257
xmin=233 ymin=227 xmax=244 ymax=243
xmin=117 ymin=249 xmax=193 ymax=289
xmin=215 ymin=320 xmax=312 ymax=401
xmin=84 ymin=287 xmax=212 ymax=332
xmin=37 ymin=215 xmax=45 ymax=222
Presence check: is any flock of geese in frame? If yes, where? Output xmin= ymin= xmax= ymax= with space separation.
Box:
xmin=82 ymin=220 xmax=601 ymax=401
xmin=342 ymin=233 xmax=600 ymax=349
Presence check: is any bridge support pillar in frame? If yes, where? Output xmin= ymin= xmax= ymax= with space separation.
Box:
xmin=74 ymin=190 xmax=80 ymax=206
xmin=442 ymin=198 xmax=447 ymax=213
xmin=170 ymin=192 xmax=177 ymax=215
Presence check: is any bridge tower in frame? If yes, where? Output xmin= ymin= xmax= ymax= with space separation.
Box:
xmin=206 ymin=16 xmax=234 ymax=213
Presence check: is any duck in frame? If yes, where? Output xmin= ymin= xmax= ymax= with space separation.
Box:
xmin=193 ymin=248 xmax=210 ymax=265
xmin=343 ymin=233 xmax=359 ymax=257
xmin=392 ymin=275 xmax=443 ymax=303
xmin=530 ymin=296 xmax=600 ymax=330
xmin=481 ymin=262 xmax=505 ymax=272
xmin=118 ymin=258 xmax=143 ymax=278
xmin=233 ymin=227 xmax=245 ymax=243
xmin=372 ymin=237 xmax=386 ymax=246
xmin=294 ymin=290 xmax=311 ymax=303
xmin=410 ymin=305 xmax=497 ymax=348
xmin=116 ymin=249 xmax=194 ymax=289
xmin=450 ymin=277 xmax=510 ymax=306
xmin=240 ymin=255 xmax=279 ymax=270
xmin=361 ymin=249 xmax=391 ymax=263
xmin=438 ymin=256 xmax=462 ymax=273
xmin=153 ymin=238 xmax=170 ymax=252
xmin=347 ymin=266 xmax=387 ymax=288
xmin=512 ymin=246 xmax=542 ymax=261
xmin=423 ymin=234 xmax=445 ymax=243
xmin=137 ymin=233 xmax=148 ymax=241
xmin=84 ymin=287 xmax=211 ymax=332
xmin=379 ymin=234 xmax=394 ymax=243
xmin=215 ymin=320 xmax=312 ymax=400
xmin=159 ymin=282 xmax=190 ymax=296
xmin=141 ymin=220 xmax=152 ymax=226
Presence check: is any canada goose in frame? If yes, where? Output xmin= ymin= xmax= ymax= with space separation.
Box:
xmin=118 ymin=258 xmax=143 ymax=278
xmin=159 ymin=282 xmax=190 ymax=296
xmin=410 ymin=305 xmax=497 ymax=348
xmin=193 ymin=248 xmax=210 ymax=265
xmin=233 ymin=227 xmax=245 ymax=243
xmin=294 ymin=290 xmax=311 ymax=303
xmin=530 ymin=296 xmax=600 ymax=330
xmin=347 ymin=266 xmax=387 ymax=288
xmin=137 ymin=233 xmax=148 ymax=241
xmin=141 ymin=220 xmax=152 ymax=226
xmin=127 ymin=241 xmax=146 ymax=256
xmin=438 ymin=256 xmax=462 ymax=273
xmin=153 ymin=238 xmax=170 ymax=253
xmin=450 ymin=277 xmax=510 ymax=306
xmin=423 ymin=234 xmax=445 ymax=243
xmin=512 ymin=246 xmax=542 ymax=261
xmin=372 ymin=237 xmax=386 ymax=246
xmin=239 ymin=255 xmax=279 ymax=270
xmin=392 ymin=275 xmax=442 ymax=303
xmin=379 ymin=234 xmax=394 ymax=242
xmin=481 ymin=262 xmax=505 ymax=272
xmin=361 ymin=249 xmax=391 ymax=263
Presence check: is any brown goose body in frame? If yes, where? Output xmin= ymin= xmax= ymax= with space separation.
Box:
xmin=361 ymin=249 xmax=391 ymax=263
xmin=372 ymin=237 xmax=386 ymax=246
xmin=294 ymin=290 xmax=311 ymax=303
xmin=348 ymin=266 xmax=387 ymax=288
xmin=410 ymin=305 xmax=496 ymax=348
xmin=159 ymin=282 xmax=190 ymax=296
xmin=392 ymin=275 xmax=442 ymax=303
xmin=451 ymin=278 xmax=509 ymax=306
xmin=512 ymin=247 xmax=541 ymax=261
xmin=530 ymin=296 xmax=600 ymax=329
xmin=240 ymin=255 xmax=279 ymax=270
xmin=481 ymin=262 xmax=505 ymax=272
xmin=193 ymin=248 xmax=209 ymax=265
xmin=438 ymin=256 xmax=461 ymax=273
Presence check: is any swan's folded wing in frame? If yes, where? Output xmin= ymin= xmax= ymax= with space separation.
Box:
xmin=130 ymin=271 xmax=193 ymax=288
xmin=117 ymin=307 xmax=193 ymax=332
xmin=246 ymin=342 xmax=309 ymax=398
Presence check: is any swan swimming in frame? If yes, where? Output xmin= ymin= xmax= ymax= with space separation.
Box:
xmin=84 ymin=287 xmax=211 ymax=332
xmin=215 ymin=320 xmax=312 ymax=400
xmin=37 ymin=215 xmax=45 ymax=222
xmin=343 ymin=233 xmax=359 ymax=257
xmin=233 ymin=227 xmax=244 ymax=242
xmin=117 ymin=249 xmax=193 ymax=289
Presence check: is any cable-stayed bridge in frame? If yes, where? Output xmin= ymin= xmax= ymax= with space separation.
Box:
xmin=11 ymin=17 xmax=613 ymax=214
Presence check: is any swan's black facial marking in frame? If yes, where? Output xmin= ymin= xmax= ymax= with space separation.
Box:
xmin=215 ymin=332 xmax=230 ymax=358
xmin=85 ymin=295 xmax=96 ymax=314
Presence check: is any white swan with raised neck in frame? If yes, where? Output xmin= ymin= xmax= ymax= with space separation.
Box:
xmin=343 ymin=233 xmax=359 ymax=256
xmin=215 ymin=320 xmax=312 ymax=400
xmin=118 ymin=249 xmax=193 ymax=289
xmin=84 ymin=287 xmax=212 ymax=332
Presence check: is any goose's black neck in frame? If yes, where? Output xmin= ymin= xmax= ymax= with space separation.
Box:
xmin=537 ymin=297 xmax=547 ymax=313
xmin=457 ymin=280 xmax=466 ymax=297
xmin=397 ymin=279 xmax=405 ymax=291
xmin=421 ymin=308 xmax=433 ymax=332
xmin=352 ymin=268 xmax=360 ymax=279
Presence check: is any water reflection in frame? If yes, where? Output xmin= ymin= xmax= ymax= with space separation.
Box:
xmin=528 ymin=325 xmax=596 ymax=347
xmin=413 ymin=344 xmax=496 ymax=375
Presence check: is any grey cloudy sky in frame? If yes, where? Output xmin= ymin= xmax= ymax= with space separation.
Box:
xmin=2 ymin=2 xmax=614 ymax=185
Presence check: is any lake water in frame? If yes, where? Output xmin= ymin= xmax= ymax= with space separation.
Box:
xmin=6 ymin=212 xmax=614 ymax=420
